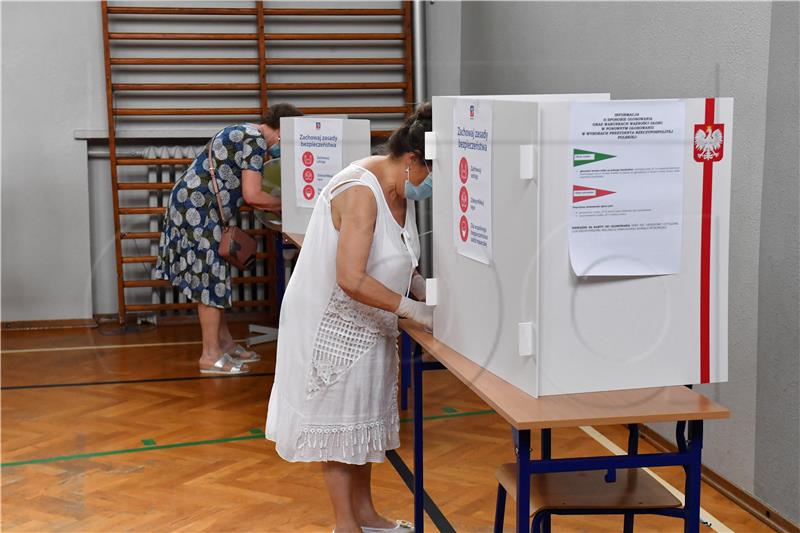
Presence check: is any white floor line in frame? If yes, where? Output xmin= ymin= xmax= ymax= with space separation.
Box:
xmin=1 ymin=338 xmax=252 ymax=355
xmin=581 ymin=426 xmax=733 ymax=532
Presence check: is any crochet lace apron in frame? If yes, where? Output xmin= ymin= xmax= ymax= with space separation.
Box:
xmin=265 ymin=164 xmax=419 ymax=464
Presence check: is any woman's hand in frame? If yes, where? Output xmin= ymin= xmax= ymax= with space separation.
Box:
xmin=242 ymin=169 xmax=281 ymax=211
xmin=395 ymin=296 xmax=433 ymax=330
xmin=263 ymin=202 xmax=282 ymax=214
xmin=410 ymin=271 xmax=426 ymax=302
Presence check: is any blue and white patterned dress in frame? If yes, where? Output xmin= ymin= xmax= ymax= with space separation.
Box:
xmin=153 ymin=124 xmax=267 ymax=309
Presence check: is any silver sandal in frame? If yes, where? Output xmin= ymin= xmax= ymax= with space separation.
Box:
xmin=232 ymin=344 xmax=262 ymax=363
xmin=199 ymin=353 xmax=249 ymax=375
xmin=362 ymin=520 xmax=414 ymax=533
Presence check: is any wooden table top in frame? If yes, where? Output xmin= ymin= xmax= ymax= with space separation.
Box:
xmin=284 ymin=232 xmax=304 ymax=248
xmin=252 ymin=209 xmax=281 ymax=230
xmin=400 ymin=320 xmax=730 ymax=430
xmin=249 ymin=211 xmax=303 ymax=248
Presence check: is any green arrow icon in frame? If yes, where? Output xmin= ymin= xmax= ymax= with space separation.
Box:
xmin=573 ymin=149 xmax=615 ymax=167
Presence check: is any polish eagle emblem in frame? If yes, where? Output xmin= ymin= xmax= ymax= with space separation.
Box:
xmin=694 ymin=124 xmax=725 ymax=162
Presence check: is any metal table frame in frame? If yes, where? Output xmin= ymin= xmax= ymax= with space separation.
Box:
xmin=404 ymin=332 xmax=706 ymax=533
xmin=247 ymin=229 xmax=297 ymax=347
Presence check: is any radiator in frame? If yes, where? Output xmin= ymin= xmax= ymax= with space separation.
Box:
xmin=131 ymin=145 xmax=267 ymax=314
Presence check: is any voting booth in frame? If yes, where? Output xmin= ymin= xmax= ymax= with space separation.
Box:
xmin=279 ymin=117 xmax=371 ymax=235
xmin=428 ymin=95 xmax=732 ymax=397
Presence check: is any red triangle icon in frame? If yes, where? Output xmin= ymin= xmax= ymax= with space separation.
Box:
xmin=572 ymin=185 xmax=616 ymax=203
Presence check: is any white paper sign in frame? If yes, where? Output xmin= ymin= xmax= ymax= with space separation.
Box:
xmin=569 ymin=100 xmax=685 ymax=276
xmin=453 ymin=99 xmax=493 ymax=264
xmin=294 ymin=118 xmax=344 ymax=207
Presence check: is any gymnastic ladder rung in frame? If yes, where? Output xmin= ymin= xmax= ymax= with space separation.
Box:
xmin=100 ymin=0 xmax=416 ymax=325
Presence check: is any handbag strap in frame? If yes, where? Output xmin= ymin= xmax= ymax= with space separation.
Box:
xmin=207 ymin=134 xmax=229 ymax=227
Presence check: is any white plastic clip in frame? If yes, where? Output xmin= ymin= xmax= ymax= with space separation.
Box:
xmin=518 ymin=322 xmax=536 ymax=357
xmin=520 ymin=144 xmax=538 ymax=181
xmin=426 ymin=278 xmax=438 ymax=306
xmin=424 ymin=131 xmax=438 ymax=160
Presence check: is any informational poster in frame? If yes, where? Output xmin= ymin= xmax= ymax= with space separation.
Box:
xmin=569 ymin=100 xmax=685 ymax=276
xmin=293 ymin=118 xmax=344 ymax=207
xmin=452 ymin=99 xmax=493 ymax=264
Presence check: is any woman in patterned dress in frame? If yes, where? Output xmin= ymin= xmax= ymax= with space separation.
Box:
xmin=154 ymin=103 xmax=303 ymax=374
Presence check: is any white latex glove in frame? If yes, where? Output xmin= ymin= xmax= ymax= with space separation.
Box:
xmin=410 ymin=272 xmax=426 ymax=302
xmin=395 ymin=296 xmax=433 ymax=330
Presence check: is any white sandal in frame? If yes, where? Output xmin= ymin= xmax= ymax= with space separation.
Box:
xmin=362 ymin=520 xmax=414 ymax=533
xmin=199 ymin=353 xmax=249 ymax=375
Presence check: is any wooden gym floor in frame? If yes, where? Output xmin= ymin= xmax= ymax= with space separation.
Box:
xmin=1 ymin=323 xmax=774 ymax=532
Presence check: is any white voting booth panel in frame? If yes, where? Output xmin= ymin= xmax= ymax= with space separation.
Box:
xmin=430 ymin=95 xmax=732 ymax=397
xmin=280 ymin=117 xmax=371 ymax=235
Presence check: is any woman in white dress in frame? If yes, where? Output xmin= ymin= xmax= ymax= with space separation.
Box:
xmin=266 ymin=103 xmax=434 ymax=533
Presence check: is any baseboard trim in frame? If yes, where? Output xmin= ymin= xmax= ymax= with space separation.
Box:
xmin=1 ymin=318 xmax=98 ymax=331
xmin=640 ymin=424 xmax=799 ymax=533
xmin=93 ymin=311 xmax=277 ymax=328
xmin=155 ymin=311 xmax=278 ymax=327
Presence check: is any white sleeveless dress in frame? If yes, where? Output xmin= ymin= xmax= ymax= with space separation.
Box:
xmin=266 ymin=164 xmax=420 ymax=464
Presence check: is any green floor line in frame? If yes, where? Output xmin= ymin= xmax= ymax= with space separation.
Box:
xmin=1 ymin=409 xmax=496 ymax=468
xmin=399 ymin=409 xmax=495 ymax=423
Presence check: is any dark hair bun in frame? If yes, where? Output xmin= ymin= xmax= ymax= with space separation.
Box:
xmin=263 ymin=103 xmax=303 ymax=129
xmin=387 ymin=102 xmax=432 ymax=161
xmin=411 ymin=101 xmax=432 ymax=122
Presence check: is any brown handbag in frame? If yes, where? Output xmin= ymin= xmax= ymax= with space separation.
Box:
xmin=208 ymin=137 xmax=257 ymax=271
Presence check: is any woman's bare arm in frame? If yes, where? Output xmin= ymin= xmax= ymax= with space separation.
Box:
xmin=333 ymin=186 xmax=403 ymax=312
xmin=242 ymin=169 xmax=281 ymax=212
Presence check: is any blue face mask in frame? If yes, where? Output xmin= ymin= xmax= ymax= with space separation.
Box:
xmin=267 ymin=143 xmax=280 ymax=159
xmin=405 ymin=173 xmax=433 ymax=201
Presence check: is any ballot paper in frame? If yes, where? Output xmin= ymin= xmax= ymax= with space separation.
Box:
xmin=293 ymin=118 xmax=343 ymax=207
xmin=569 ymin=100 xmax=685 ymax=276
xmin=452 ymin=99 xmax=493 ymax=265
xmin=257 ymin=158 xmax=282 ymax=225
xmin=262 ymin=157 xmax=281 ymax=196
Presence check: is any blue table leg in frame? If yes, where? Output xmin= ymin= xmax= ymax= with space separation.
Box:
xmin=540 ymin=428 xmax=552 ymax=460
xmin=412 ymin=342 xmax=425 ymax=532
xmin=531 ymin=512 xmax=547 ymax=533
xmin=514 ymin=429 xmax=531 ymax=533
xmin=624 ymin=424 xmax=639 ymax=533
xmin=494 ymin=485 xmax=507 ymax=533
xmin=400 ymin=332 xmax=412 ymax=411
xmin=676 ymin=420 xmax=688 ymax=453
xmin=275 ymin=233 xmax=286 ymax=305
xmin=684 ymin=420 xmax=704 ymax=533
xmin=540 ymin=429 xmax=551 ymax=533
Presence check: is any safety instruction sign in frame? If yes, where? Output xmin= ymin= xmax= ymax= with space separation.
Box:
xmin=453 ymin=99 xmax=493 ymax=264
xmin=569 ymin=100 xmax=686 ymax=276
xmin=294 ymin=118 xmax=343 ymax=207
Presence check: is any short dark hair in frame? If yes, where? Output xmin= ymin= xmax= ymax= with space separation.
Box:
xmin=387 ymin=102 xmax=432 ymax=161
xmin=262 ymin=103 xmax=303 ymax=129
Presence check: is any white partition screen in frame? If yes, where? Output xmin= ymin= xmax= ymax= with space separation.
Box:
xmin=430 ymin=95 xmax=732 ymax=397
xmin=280 ymin=117 xmax=371 ymax=235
